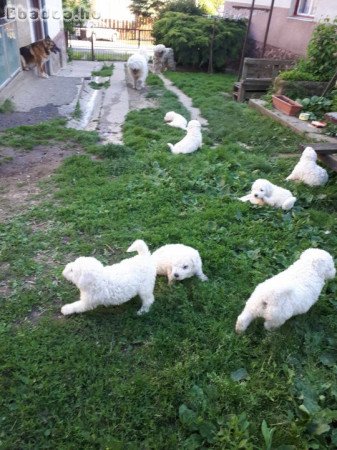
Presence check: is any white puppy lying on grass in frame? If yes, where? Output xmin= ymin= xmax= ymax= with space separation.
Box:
xmin=236 ymin=248 xmax=336 ymax=333
xmin=61 ymin=240 xmax=156 ymax=316
xmin=151 ymin=244 xmax=208 ymax=284
xmin=240 ymin=178 xmax=297 ymax=210
xmin=164 ymin=111 xmax=187 ymax=130
xmin=168 ymin=120 xmax=202 ymax=154
xmin=286 ymin=147 xmax=328 ymax=186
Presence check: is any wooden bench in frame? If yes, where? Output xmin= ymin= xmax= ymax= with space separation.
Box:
xmin=299 ymin=143 xmax=337 ymax=172
xmin=233 ymin=58 xmax=295 ymax=102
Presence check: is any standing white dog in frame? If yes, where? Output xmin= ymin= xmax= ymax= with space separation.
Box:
xmin=164 ymin=111 xmax=187 ymax=130
xmin=167 ymin=120 xmax=202 ymax=154
xmin=153 ymin=44 xmax=176 ymax=73
xmin=151 ymin=244 xmax=208 ymax=284
xmin=61 ymin=240 xmax=156 ymax=316
xmin=286 ymin=147 xmax=328 ymax=186
xmin=235 ymin=248 xmax=336 ymax=333
xmin=127 ymin=52 xmax=148 ymax=90
xmin=240 ymin=178 xmax=297 ymax=210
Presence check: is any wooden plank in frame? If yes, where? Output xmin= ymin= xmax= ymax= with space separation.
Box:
xmin=299 ymin=143 xmax=337 ymax=154
xmin=318 ymin=154 xmax=337 ymax=171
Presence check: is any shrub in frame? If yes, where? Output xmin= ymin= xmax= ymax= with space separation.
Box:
xmin=152 ymin=12 xmax=246 ymax=71
xmin=306 ymin=20 xmax=337 ymax=81
xmin=159 ymin=0 xmax=205 ymax=17
xmin=279 ymin=20 xmax=337 ymax=82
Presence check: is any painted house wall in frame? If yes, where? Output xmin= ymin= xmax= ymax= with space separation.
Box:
xmin=221 ymin=0 xmax=337 ymax=58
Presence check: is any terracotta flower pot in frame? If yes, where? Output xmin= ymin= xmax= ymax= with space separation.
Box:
xmin=272 ymin=95 xmax=303 ymax=116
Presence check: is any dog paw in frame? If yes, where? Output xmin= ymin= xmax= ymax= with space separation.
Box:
xmin=61 ymin=304 xmax=73 ymax=315
xmin=41 ymin=73 xmax=49 ymax=79
xmin=137 ymin=308 xmax=149 ymax=316
xmin=199 ymin=274 xmax=208 ymax=282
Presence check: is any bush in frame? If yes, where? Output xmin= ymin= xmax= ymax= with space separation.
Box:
xmin=159 ymin=0 xmax=205 ymax=17
xmin=279 ymin=20 xmax=337 ymax=82
xmin=152 ymin=12 xmax=246 ymax=71
xmin=306 ymin=20 xmax=337 ymax=81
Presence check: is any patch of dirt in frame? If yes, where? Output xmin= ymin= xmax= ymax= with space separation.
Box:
xmin=0 ymin=105 xmax=61 ymax=131
xmin=0 ymin=144 xmax=84 ymax=222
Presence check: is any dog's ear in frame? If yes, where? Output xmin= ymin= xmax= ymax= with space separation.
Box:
xmin=311 ymin=257 xmax=336 ymax=280
xmin=263 ymin=182 xmax=272 ymax=197
xmin=77 ymin=271 xmax=96 ymax=290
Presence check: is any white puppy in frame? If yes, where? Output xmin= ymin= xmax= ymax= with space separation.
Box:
xmin=151 ymin=244 xmax=208 ymax=284
xmin=167 ymin=120 xmax=202 ymax=154
xmin=286 ymin=147 xmax=328 ymax=186
xmin=240 ymin=178 xmax=297 ymax=210
xmin=164 ymin=111 xmax=187 ymax=130
xmin=236 ymin=248 xmax=336 ymax=333
xmin=127 ymin=52 xmax=148 ymax=90
xmin=61 ymin=240 xmax=156 ymax=316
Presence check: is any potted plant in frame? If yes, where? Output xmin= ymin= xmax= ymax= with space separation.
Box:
xmin=272 ymin=95 xmax=303 ymax=116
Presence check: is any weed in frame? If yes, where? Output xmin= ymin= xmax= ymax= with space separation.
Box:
xmin=91 ymin=63 xmax=114 ymax=77
xmin=89 ymin=80 xmax=110 ymax=90
xmin=72 ymin=100 xmax=82 ymax=120
xmin=0 ymin=99 xmax=15 ymax=113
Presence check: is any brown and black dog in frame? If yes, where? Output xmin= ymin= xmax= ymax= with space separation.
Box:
xmin=20 ymin=35 xmax=61 ymax=78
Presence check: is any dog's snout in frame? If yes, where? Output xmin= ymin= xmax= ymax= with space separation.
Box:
xmin=254 ymin=193 xmax=259 ymax=198
xmin=174 ymin=273 xmax=179 ymax=278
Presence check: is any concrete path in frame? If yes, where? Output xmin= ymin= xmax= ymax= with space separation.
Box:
xmin=157 ymin=73 xmax=208 ymax=126
xmin=97 ymin=62 xmax=130 ymax=144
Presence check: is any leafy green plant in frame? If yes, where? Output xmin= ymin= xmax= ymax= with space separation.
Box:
xmin=72 ymin=100 xmax=82 ymax=120
xmin=261 ymin=420 xmax=275 ymax=450
xmin=152 ymin=12 xmax=246 ymax=70
xmin=296 ymin=95 xmax=332 ymax=119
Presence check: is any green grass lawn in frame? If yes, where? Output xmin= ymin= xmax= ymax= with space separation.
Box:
xmin=0 ymin=72 xmax=337 ymax=449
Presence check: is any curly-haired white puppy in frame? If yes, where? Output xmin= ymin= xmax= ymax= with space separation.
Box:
xmin=240 ymin=178 xmax=297 ymax=210
xmin=167 ymin=120 xmax=202 ymax=154
xmin=236 ymin=248 xmax=336 ymax=333
xmin=286 ymin=147 xmax=328 ymax=186
xmin=164 ymin=111 xmax=187 ymax=130
xmin=151 ymin=244 xmax=208 ymax=284
xmin=153 ymin=44 xmax=176 ymax=73
xmin=127 ymin=52 xmax=148 ymax=90
xmin=61 ymin=240 xmax=156 ymax=316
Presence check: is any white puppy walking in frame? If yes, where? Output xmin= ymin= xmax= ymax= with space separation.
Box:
xmin=236 ymin=248 xmax=336 ymax=333
xmin=127 ymin=52 xmax=149 ymax=90
xmin=167 ymin=120 xmax=202 ymax=154
xmin=286 ymin=147 xmax=328 ymax=186
xmin=61 ymin=240 xmax=156 ymax=316
xmin=164 ymin=111 xmax=187 ymax=130
xmin=240 ymin=178 xmax=296 ymax=210
xmin=151 ymin=244 xmax=208 ymax=284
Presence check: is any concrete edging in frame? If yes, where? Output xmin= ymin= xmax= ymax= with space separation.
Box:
xmin=249 ymin=99 xmax=337 ymax=144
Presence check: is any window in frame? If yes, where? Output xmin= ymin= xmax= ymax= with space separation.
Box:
xmin=294 ymin=0 xmax=315 ymax=16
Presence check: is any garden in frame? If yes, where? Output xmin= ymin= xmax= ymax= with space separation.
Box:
xmin=0 ymin=67 xmax=337 ymax=448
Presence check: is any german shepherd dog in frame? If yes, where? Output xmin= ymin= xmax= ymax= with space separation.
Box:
xmin=20 ymin=35 xmax=61 ymax=78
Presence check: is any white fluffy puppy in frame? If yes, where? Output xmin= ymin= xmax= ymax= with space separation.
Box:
xmin=164 ymin=111 xmax=187 ymax=130
xmin=247 ymin=178 xmax=297 ymax=210
xmin=151 ymin=244 xmax=208 ymax=284
xmin=61 ymin=240 xmax=156 ymax=316
xmin=236 ymin=248 xmax=336 ymax=333
xmin=127 ymin=52 xmax=148 ymax=90
xmin=286 ymin=147 xmax=328 ymax=186
xmin=167 ymin=120 xmax=202 ymax=154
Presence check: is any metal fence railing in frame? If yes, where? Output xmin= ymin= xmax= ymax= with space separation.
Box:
xmin=67 ymin=26 xmax=154 ymax=62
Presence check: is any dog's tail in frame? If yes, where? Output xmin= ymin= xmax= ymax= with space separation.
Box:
xmin=127 ymin=239 xmax=150 ymax=256
xmin=167 ymin=143 xmax=174 ymax=152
